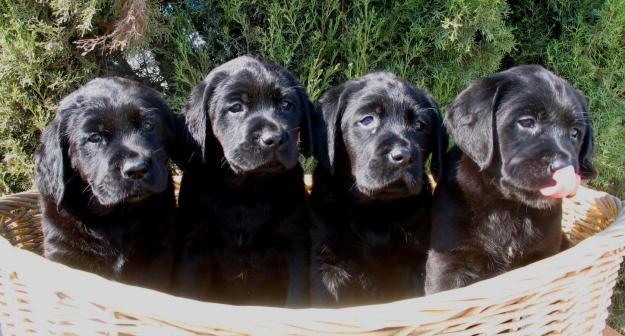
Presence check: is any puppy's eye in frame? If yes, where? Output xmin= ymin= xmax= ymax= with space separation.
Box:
xmin=415 ymin=120 xmax=426 ymax=131
xmin=229 ymin=103 xmax=243 ymax=113
xmin=88 ymin=133 xmax=103 ymax=143
xmin=359 ymin=115 xmax=375 ymax=127
xmin=517 ymin=117 xmax=536 ymax=129
xmin=571 ymin=128 xmax=581 ymax=139
xmin=279 ymin=100 xmax=293 ymax=111
xmin=141 ymin=120 xmax=154 ymax=132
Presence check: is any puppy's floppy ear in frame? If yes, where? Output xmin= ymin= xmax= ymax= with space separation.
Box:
xmin=297 ymin=88 xmax=314 ymax=157
xmin=182 ymin=70 xmax=229 ymax=160
xmin=573 ymin=90 xmax=597 ymax=179
xmin=424 ymin=94 xmax=448 ymax=182
xmin=579 ymin=125 xmax=597 ymax=179
xmin=35 ymin=110 xmax=69 ymax=208
xmin=154 ymin=98 xmax=178 ymax=159
xmin=143 ymin=92 xmax=177 ymax=142
xmin=444 ymin=77 xmax=503 ymax=170
xmin=134 ymin=86 xmax=180 ymax=168
xmin=312 ymin=81 xmax=364 ymax=173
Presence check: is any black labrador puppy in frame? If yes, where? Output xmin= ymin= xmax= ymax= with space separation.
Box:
xmin=425 ymin=65 xmax=596 ymax=294
xmin=310 ymin=71 xmax=447 ymax=307
xmin=35 ymin=77 xmax=177 ymax=292
xmin=174 ymin=56 xmax=313 ymax=306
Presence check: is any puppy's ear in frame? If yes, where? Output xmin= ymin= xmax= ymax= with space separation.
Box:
xmin=579 ymin=125 xmax=597 ymax=179
xmin=444 ymin=77 xmax=502 ymax=170
xmin=35 ymin=112 xmax=69 ymax=208
xmin=159 ymin=101 xmax=177 ymax=141
xmin=182 ymin=71 xmax=229 ymax=160
xmin=297 ymin=88 xmax=314 ymax=157
xmin=156 ymin=100 xmax=178 ymax=161
xmin=144 ymin=93 xmax=177 ymax=145
xmin=313 ymin=81 xmax=365 ymax=173
xmin=424 ymin=95 xmax=448 ymax=182
xmin=573 ymin=90 xmax=597 ymax=179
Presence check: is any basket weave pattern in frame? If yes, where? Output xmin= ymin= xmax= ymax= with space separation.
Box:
xmin=0 ymin=191 xmax=42 ymax=254
xmin=0 ymin=186 xmax=623 ymax=335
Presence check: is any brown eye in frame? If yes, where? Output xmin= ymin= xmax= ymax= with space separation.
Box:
xmin=517 ymin=117 xmax=536 ymax=129
xmin=88 ymin=133 xmax=103 ymax=143
xmin=279 ymin=100 xmax=292 ymax=111
xmin=415 ymin=120 xmax=426 ymax=131
xmin=141 ymin=120 xmax=154 ymax=132
xmin=229 ymin=103 xmax=243 ymax=113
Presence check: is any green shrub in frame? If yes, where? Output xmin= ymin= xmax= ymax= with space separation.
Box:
xmin=2 ymin=0 xmax=622 ymax=195
xmin=0 ymin=0 xmax=163 ymax=193
xmin=0 ymin=1 xmax=97 ymax=193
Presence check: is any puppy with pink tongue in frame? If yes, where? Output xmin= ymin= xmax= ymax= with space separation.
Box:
xmin=426 ymin=65 xmax=597 ymax=294
xmin=540 ymin=165 xmax=581 ymax=198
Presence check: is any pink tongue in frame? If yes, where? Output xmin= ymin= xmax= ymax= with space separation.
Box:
xmin=540 ymin=165 xmax=581 ymax=198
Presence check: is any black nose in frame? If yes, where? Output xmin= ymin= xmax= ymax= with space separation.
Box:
xmin=122 ymin=159 xmax=150 ymax=180
xmin=549 ymin=158 xmax=573 ymax=173
xmin=259 ymin=130 xmax=285 ymax=149
xmin=388 ymin=147 xmax=412 ymax=167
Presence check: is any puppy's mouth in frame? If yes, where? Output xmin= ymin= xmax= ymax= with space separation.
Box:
xmin=94 ymin=186 xmax=161 ymax=206
xmin=246 ymin=161 xmax=288 ymax=175
xmin=226 ymin=149 xmax=298 ymax=175
xmin=538 ymin=166 xmax=580 ymax=199
xmin=499 ymin=177 xmax=569 ymax=210
xmin=356 ymin=171 xmax=422 ymax=200
xmin=91 ymin=175 xmax=168 ymax=207
xmin=500 ymin=164 xmax=581 ymax=208
xmin=118 ymin=191 xmax=149 ymax=204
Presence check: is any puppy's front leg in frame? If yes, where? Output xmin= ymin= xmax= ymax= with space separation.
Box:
xmin=424 ymin=248 xmax=494 ymax=295
xmin=560 ymin=232 xmax=571 ymax=251
xmin=124 ymin=246 xmax=174 ymax=292
xmin=310 ymin=274 xmax=336 ymax=307
xmin=285 ymin=249 xmax=310 ymax=308
xmin=174 ymin=252 xmax=213 ymax=300
xmin=310 ymin=247 xmax=352 ymax=307
xmin=410 ymin=262 xmax=427 ymax=297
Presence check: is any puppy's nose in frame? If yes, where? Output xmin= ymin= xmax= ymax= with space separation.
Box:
xmin=259 ymin=130 xmax=285 ymax=149
xmin=549 ymin=158 xmax=573 ymax=174
xmin=122 ymin=159 xmax=150 ymax=180
xmin=388 ymin=147 xmax=412 ymax=167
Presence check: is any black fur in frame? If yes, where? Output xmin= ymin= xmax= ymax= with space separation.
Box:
xmin=35 ymin=77 xmax=177 ymax=292
xmin=310 ymin=71 xmax=447 ymax=307
xmin=174 ymin=56 xmax=312 ymax=306
xmin=425 ymin=65 xmax=596 ymax=294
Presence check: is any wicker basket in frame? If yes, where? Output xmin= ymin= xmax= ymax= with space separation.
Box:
xmin=0 ymin=185 xmax=623 ymax=335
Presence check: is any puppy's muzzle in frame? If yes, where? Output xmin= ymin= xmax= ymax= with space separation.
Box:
xmin=541 ymin=158 xmax=580 ymax=199
xmin=121 ymin=158 xmax=151 ymax=181
xmin=549 ymin=158 xmax=573 ymax=174
xmin=259 ymin=129 xmax=286 ymax=150
xmin=388 ymin=146 xmax=413 ymax=168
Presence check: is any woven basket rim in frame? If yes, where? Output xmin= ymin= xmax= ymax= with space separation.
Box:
xmin=0 ymin=185 xmax=623 ymax=334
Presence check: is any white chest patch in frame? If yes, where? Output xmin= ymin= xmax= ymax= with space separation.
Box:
xmin=113 ymin=254 xmax=126 ymax=275
xmin=507 ymin=246 xmax=515 ymax=258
